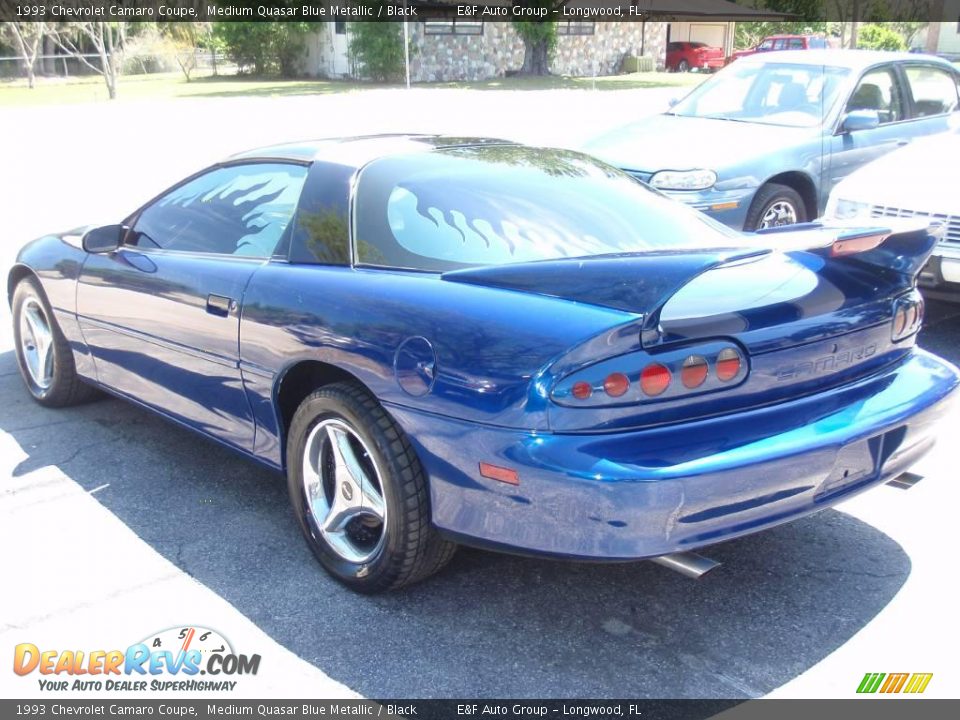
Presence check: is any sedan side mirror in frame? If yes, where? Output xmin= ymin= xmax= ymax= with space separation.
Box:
xmin=82 ymin=224 xmax=126 ymax=253
xmin=668 ymin=97 xmax=679 ymax=108
xmin=841 ymin=109 xmax=880 ymax=133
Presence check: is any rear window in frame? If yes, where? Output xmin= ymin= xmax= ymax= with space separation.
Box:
xmin=352 ymin=147 xmax=743 ymax=273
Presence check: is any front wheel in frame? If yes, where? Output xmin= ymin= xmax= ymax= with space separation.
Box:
xmin=12 ymin=276 xmax=100 ymax=407
xmin=744 ymin=183 xmax=807 ymax=231
xmin=677 ymin=59 xmax=690 ymax=72
xmin=286 ymin=382 xmax=456 ymax=592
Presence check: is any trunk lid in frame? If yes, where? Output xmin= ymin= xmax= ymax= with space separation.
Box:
xmin=443 ymin=221 xmax=936 ymax=355
xmin=444 ymin=221 xmax=938 ymax=432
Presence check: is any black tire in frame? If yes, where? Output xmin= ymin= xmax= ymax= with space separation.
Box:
xmin=12 ymin=276 xmax=101 ymax=407
xmin=287 ymin=381 xmax=456 ymax=592
xmin=678 ymin=60 xmax=690 ymax=72
xmin=743 ymin=183 xmax=807 ymax=231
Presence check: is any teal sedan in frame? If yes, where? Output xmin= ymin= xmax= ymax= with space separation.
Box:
xmin=584 ymin=50 xmax=960 ymax=230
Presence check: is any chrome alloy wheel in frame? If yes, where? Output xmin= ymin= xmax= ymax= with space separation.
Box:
xmin=759 ymin=200 xmax=799 ymax=229
xmin=302 ymin=418 xmax=387 ymax=564
xmin=19 ymin=297 xmax=54 ymax=390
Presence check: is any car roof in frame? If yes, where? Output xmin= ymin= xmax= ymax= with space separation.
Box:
xmin=228 ymin=134 xmax=517 ymax=166
xmin=737 ymin=48 xmax=956 ymax=70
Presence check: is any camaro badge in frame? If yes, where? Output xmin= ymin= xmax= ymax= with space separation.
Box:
xmin=776 ymin=344 xmax=878 ymax=381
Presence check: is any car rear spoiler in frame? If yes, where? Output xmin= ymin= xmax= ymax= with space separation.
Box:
xmin=748 ymin=218 xmax=942 ymax=278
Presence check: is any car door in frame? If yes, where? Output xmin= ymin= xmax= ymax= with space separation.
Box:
xmin=899 ymin=62 xmax=960 ymax=138
xmin=76 ymin=162 xmax=309 ymax=450
xmin=826 ymin=64 xmax=913 ymax=195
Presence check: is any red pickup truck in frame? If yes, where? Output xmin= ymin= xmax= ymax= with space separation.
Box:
xmin=728 ymin=34 xmax=831 ymax=63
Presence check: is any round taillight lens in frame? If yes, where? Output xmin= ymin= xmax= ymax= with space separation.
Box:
xmin=572 ymin=381 xmax=593 ymax=400
xmin=603 ymin=372 xmax=630 ymax=397
xmin=716 ymin=348 xmax=741 ymax=382
xmin=680 ymin=355 xmax=708 ymax=389
xmin=894 ymin=306 xmax=908 ymax=337
xmin=640 ymin=363 xmax=671 ymax=396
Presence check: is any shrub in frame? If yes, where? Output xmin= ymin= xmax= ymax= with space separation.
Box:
xmin=213 ymin=22 xmax=309 ymax=77
xmin=348 ymin=21 xmax=404 ymax=82
xmin=857 ymin=24 xmax=907 ymax=52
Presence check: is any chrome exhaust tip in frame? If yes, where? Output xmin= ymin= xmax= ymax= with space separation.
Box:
xmin=651 ymin=551 xmax=721 ymax=579
xmin=887 ymin=472 xmax=923 ymax=490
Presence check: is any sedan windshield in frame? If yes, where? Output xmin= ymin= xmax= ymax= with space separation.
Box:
xmin=353 ymin=146 xmax=745 ymax=273
xmin=670 ymin=61 xmax=850 ymax=128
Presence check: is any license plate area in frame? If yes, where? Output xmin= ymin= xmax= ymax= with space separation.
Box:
xmin=816 ymin=437 xmax=880 ymax=499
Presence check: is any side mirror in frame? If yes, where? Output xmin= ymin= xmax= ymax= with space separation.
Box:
xmin=668 ymin=96 xmax=679 ymax=108
xmin=841 ymin=109 xmax=880 ymax=133
xmin=82 ymin=224 xmax=125 ymax=253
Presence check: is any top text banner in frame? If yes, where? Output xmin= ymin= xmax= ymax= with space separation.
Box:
xmin=2 ymin=0 xmax=957 ymax=23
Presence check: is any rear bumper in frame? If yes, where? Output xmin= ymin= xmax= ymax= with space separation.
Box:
xmin=388 ymin=349 xmax=958 ymax=560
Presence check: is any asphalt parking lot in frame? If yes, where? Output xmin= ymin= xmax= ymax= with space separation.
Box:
xmin=1 ymin=88 xmax=958 ymax=700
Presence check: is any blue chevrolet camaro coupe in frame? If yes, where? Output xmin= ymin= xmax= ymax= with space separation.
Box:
xmin=585 ymin=50 xmax=960 ymax=231
xmin=10 ymin=136 xmax=959 ymax=592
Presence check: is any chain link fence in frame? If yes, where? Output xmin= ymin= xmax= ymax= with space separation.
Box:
xmin=0 ymin=49 xmax=236 ymax=81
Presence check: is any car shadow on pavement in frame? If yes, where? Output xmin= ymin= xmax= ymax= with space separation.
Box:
xmin=0 ymin=349 xmax=911 ymax=699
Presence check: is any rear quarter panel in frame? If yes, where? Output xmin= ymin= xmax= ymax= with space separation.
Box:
xmin=238 ymin=264 xmax=636 ymax=466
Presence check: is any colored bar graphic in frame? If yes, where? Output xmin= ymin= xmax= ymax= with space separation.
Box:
xmin=857 ymin=672 xmax=933 ymax=694
xmin=903 ymin=673 xmax=934 ymax=694
xmin=857 ymin=673 xmax=885 ymax=693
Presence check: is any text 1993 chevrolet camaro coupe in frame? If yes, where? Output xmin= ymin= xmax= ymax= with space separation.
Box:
xmin=10 ymin=136 xmax=959 ymax=592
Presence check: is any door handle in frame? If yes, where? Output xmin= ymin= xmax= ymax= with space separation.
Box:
xmin=206 ymin=294 xmax=235 ymax=317
xmin=897 ymin=139 xmax=910 ymax=147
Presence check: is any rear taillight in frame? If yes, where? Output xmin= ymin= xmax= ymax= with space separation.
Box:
xmin=892 ymin=292 xmax=923 ymax=342
xmin=603 ymin=372 xmax=630 ymax=397
xmin=680 ymin=355 xmax=708 ymax=389
xmin=640 ymin=363 xmax=671 ymax=396
xmin=572 ymin=381 xmax=592 ymax=400
xmin=552 ymin=343 xmax=748 ymax=406
xmin=715 ymin=348 xmax=742 ymax=381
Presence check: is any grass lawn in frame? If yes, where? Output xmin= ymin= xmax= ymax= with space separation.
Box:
xmin=0 ymin=70 xmax=706 ymax=106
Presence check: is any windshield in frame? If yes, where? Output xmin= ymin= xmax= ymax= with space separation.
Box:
xmin=353 ymin=146 xmax=744 ymax=273
xmin=670 ymin=61 xmax=851 ymax=128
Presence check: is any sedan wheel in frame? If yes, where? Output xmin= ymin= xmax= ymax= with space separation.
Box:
xmin=287 ymin=382 xmax=456 ymax=592
xmin=759 ymin=200 xmax=799 ymax=229
xmin=744 ymin=183 xmax=807 ymax=232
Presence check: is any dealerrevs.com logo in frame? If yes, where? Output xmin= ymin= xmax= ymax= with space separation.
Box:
xmin=13 ymin=626 xmax=261 ymax=692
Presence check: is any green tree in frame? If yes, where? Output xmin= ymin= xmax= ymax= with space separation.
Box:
xmin=213 ymin=22 xmax=308 ymax=77
xmin=348 ymin=21 xmax=403 ymax=82
xmin=512 ymin=1 xmax=560 ymax=76
xmin=214 ymin=22 xmax=273 ymax=74
xmin=732 ymin=1 xmax=827 ymax=49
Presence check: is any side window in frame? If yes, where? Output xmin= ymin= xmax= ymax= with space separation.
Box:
xmin=846 ymin=68 xmax=903 ymax=124
xmin=667 ymin=42 xmax=681 ymax=52
xmin=758 ymin=39 xmax=775 ymax=51
xmin=904 ymin=65 xmax=960 ymax=118
xmin=129 ymin=164 xmax=308 ymax=257
xmin=786 ymin=38 xmax=805 ymax=49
